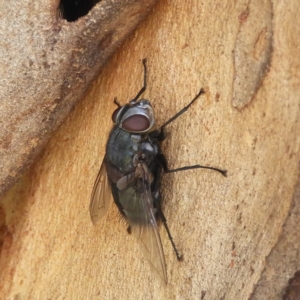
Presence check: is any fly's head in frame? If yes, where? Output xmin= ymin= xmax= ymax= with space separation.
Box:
xmin=112 ymin=99 xmax=155 ymax=134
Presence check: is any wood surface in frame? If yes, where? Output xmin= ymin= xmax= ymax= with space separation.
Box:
xmin=0 ymin=0 xmax=157 ymax=196
xmin=1 ymin=0 xmax=300 ymax=299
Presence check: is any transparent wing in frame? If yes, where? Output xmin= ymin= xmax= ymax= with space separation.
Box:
xmin=118 ymin=163 xmax=167 ymax=284
xmin=89 ymin=159 xmax=112 ymax=224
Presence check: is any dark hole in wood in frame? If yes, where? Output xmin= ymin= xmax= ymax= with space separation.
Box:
xmin=59 ymin=0 xmax=101 ymax=22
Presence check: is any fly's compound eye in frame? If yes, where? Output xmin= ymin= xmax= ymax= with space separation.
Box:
xmin=121 ymin=114 xmax=150 ymax=132
xmin=115 ymin=100 xmax=155 ymax=133
xmin=112 ymin=107 xmax=122 ymax=123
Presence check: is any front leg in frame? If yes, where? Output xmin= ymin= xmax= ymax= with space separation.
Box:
xmin=149 ymin=128 xmax=166 ymax=142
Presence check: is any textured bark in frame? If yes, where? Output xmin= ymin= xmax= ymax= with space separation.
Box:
xmin=0 ymin=0 xmax=157 ymax=196
xmin=0 ymin=0 xmax=299 ymax=299
xmin=250 ymin=179 xmax=300 ymax=300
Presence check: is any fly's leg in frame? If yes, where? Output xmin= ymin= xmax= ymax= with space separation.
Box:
xmin=160 ymin=88 xmax=205 ymax=130
xmin=151 ymin=164 xmax=183 ymax=261
xmin=166 ymin=165 xmax=227 ymax=176
xmin=150 ymin=88 xmax=205 ymax=142
xmin=154 ymin=153 xmax=226 ymax=261
xmin=132 ymin=58 xmax=147 ymax=102
xmin=157 ymin=152 xmax=227 ymax=177
xmin=157 ymin=208 xmax=183 ymax=261
xmin=113 ymin=59 xmax=147 ymax=105
xmin=154 ymin=88 xmax=227 ymax=176
xmin=153 ymin=88 xmax=226 ymax=261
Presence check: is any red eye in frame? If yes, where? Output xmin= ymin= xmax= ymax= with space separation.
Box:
xmin=122 ymin=115 xmax=150 ymax=132
xmin=112 ymin=107 xmax=122 ymax=123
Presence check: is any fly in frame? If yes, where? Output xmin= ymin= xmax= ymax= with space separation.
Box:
xmin=90 ymin=59 xmax=227 ymax=284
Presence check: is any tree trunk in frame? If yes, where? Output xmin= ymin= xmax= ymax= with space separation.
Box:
xmin=0 ymin=0 xmax=157 ymax=196
xmin=0 ymin=1 xmax=299 ymax=299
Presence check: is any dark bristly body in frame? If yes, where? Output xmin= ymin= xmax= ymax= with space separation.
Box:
xmin=89 ymin=59 xmax=227 ymax=284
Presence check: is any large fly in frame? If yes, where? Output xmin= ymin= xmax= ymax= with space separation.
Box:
xmin=90 ymin=59 xmax=227 ymax=284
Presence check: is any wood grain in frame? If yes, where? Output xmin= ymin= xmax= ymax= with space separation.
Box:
xmin=0 ymin=0 xmax=299 ymax=299
xmin=0 ymin=0 xmax=157 ymax=196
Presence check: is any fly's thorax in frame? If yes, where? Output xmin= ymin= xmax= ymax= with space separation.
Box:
xmin=112 ymin=98 xmax=156 ymax=133
xmin=106 ymin=127 xmax=137 ymax=174
xmin=139 ymin=139 xmax=159 ymax=160
xmin=131 ymin=134 xmax=142 ymax=152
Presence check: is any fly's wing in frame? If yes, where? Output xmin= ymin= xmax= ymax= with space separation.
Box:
xmin=118 ymin=163 xmax=167 ymax=284
xmin=90 ymin=159 xmax=112 ymax=224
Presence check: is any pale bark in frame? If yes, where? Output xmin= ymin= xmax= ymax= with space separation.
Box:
xmin=0 ymin=1 xmax=299 ymax=299
xmin=0 ymin=0 xmax=157 ymax=196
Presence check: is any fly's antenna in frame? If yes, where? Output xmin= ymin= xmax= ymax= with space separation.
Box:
xmin=132 ymin=58 xmax=147 ymax=102
xmin=113 ymin=97 xmax=121 ymax=107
